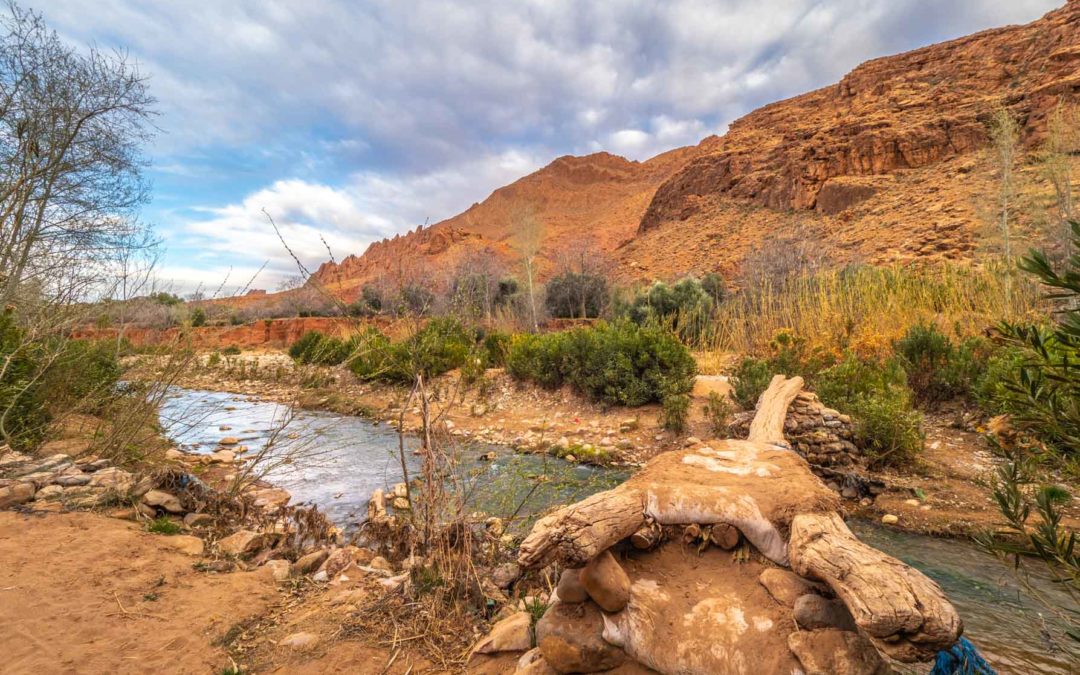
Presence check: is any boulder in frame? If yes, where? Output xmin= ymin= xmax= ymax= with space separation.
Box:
xmin=61 ymin=485 xmax=112 ymax=509
xmin=210 ymin=450 xmax=235 ymax=464
xmin=369 ymin=556 xmax=394 ymax=573
xmin=555 ymin=568 xmax=588 ymax=604
xmin=163 ymin=535 xmax=205 ymax=556
xmin=88 ymin=467 xmax=135 ymax=493
xmin=34 ymin=484 xmax=64 ymax=501
xmin=53 ymin=472 xmax=91 ymax=487
xmin=218 ymin=530 xmax=265 ymax=557
xmin=183 ymin=512 xmax=214 ymax=528
xmin=219 ymin=437 xmax=240 ymax=446
xmin=142 ymin=489 xmax=184 ymax=514
xmin=292 ymin=549 xmax=330 ymax=576
xmin=581 ymin=550 xmax=630 ymax=612
xmin=264 ymin=559 xmax=291 ymax=582
xmin=165 ymin=448 xmax=185 ymax=460
xmin=491 ymin=562 xmax=522 ymax=590
xmin=536 ymin=601 xmax=625 ymax=673
xmin=758 ymin=568 xmax=828 ymax=608
xmin=318 ymin=548 xmax=355 ymax=579
xmin=793 ymin=593 xmax=857 ymax=631
xmin=252 ymin=487 xmax=291 ymax=508
xmin=0 ymin=482 xmax=35 ymax=509
xmin=472 ymin=611 xmax=533 ymax=654
xmin=787 ymin=629 xmax=890 ymax=675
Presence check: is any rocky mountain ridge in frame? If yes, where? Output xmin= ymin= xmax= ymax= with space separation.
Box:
xmin=311 ymin=1 xmax=1080 ymax=299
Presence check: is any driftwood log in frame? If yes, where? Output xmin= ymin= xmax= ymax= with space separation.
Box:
xmin=518 ymin=375 xmax=962 ymax=669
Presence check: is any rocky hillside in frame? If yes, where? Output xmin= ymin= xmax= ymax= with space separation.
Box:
xmin=313 ymin=1 xmax=1080 ymax=297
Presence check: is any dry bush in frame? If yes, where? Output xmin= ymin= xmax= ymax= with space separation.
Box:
xmin=707 ymin=261 xmax=1042 ymax=359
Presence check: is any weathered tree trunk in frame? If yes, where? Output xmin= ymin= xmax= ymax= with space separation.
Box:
xmin=748 ymin=374 xmax=804 ymax=443
xmin=788 ymin=512 xmax=963 ymax=661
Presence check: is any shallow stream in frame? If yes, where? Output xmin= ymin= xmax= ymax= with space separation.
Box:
xmin=159 ymin=386 xmax=1077 ymax=674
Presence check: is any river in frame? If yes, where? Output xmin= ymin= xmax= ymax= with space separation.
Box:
xmin=158 ymin=386 xmax=1077 ymax=674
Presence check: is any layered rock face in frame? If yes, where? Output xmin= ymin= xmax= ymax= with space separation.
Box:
xmin=639 ymin=1 xmax=1080 ymax=230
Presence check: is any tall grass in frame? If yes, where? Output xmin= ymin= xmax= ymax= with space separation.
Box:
xmin=702 ymin=262 xmax=1042 ymax=361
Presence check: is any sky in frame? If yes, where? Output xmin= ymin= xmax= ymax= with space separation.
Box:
xmin=30 ymin=0 xmax=1062 ymax=296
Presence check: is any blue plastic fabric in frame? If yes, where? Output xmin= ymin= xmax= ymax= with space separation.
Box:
xmin=929 ymin=638 xmax=997 ymax=675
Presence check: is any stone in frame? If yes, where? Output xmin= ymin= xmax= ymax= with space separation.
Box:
xmin=183 ymin=512 xmax=214 ymax=528
xmin=391 ymin=482 xmax=408 ymax=498
xmin=378 ymin=572 xmax=409 ymax=592
xmin=217 ymin=530 xmax=265 ymax=557
xmin=280 ymin=631 xmax=320 ymax=652
xmin=0 ymin=482 xmax=35 ymax=508
xmin=491 ymin=562 xmax=522 ymax=590
xmin=292 ymin=549 xmax=329 ymax=576
xmin=219 ymin=437 xmax=240 ymax=446
xmin=264 ymin=559 xmax=291 ymax=582
xmin=472 ymin=611 xmax=533 ymax=654
xmin=556 ymin=568 xmax=588 ymax=604
xmin=165 ymin=449 xmax=185 ymax=460
xmin=163 ymin=535 xmax=205 ymax=556
xmin=794 ymin=593 xmax=857 ymax=631
xmin=142 ymin=489 xmax=184 ymax=514
xmin=369 ymin=556 xmax=394 ymax=573
xmin=881 ymin=514 xmax=899 ymax=525
xmin=904 ymin=498 xmax=920 ymax=507
xmin=251 ymin=487 xmax=291 ymax=508
xmin=330 ymin=588 xmax=366 ymax=606
xmin=53 ymin=473 xmax=91 ymax=487
xmin=318 ymin=548 xmax=355 ymax=579
xmin=88 ymin=467 xmax=134 ymax=493
xmin=210 ymin=450 xmax=235 ymax=463
xmin=536 ymin=601 xmax=625 ymax=673
xmin=787 ymin=629 xmax=889 ymax=675
xmin=581 ymin=550 xmax=630 ymax=613
xmin=62 ymin=486 xmax=112 ymax=509
xmin=34 ymin=484 xmax=64 ymax=500
xmin=391 ymin=497 xmax=409 ymax=510
xmin=759 ymin=568 xmax=828 ymax=608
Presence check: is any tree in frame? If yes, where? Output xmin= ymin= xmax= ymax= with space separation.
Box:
xmin=1038 ymin=101 xmax=1078 ymax=256
xmin=988 ymin=105 xmax=1021 ymax=259
xmin=0 ymin=2 xmax=155 ymax=305
xmin=512 ymin=206 xmax=543 ymax=331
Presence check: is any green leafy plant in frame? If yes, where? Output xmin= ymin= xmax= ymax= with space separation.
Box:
xmin=703 ymin=391 xmax=733 ymax=435
xmin=190 ymin=307 xmax=207 ymax=327
xmin=660 ymin=393 xmax=691 ymax=433
xmin=730 ymin=357 xmax=772 ymax=410
xmin=146 ymin=516 xmax=181 ymax=535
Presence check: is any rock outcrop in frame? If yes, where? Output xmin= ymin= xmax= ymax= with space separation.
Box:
xmin=513 ymin=376 xmax=962 ymax=674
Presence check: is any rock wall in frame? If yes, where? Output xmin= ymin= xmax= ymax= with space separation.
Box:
xmin=732 ymin=391 xmax=860 ymax=467
xmin=73 ymin=316 xmax=364 ymax=350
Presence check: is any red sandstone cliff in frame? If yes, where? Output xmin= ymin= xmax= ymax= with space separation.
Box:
xmin=308 ymin=2 xmax=1080 ymax=295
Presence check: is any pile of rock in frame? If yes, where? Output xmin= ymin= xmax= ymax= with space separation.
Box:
xmin=0 ymin=448 xmax=145 ymax=510
xmin=732 ymin=391 xmax=860 ymax=467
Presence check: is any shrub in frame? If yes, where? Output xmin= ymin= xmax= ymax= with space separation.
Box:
xmin=288 ymin=331 xmax=324 ymax=363
xmin=146 ymin=516 xmax=181 ymax=535
xmin=190 ymin=307 xmax=207 ymax=327
xmin=545 ymin=272 xmax=608 ymax=319
xmin=973 ymin=346 xmax=1027 ymax=415
xmin=221 ymin=345 xmax=241 ymax=356
xmin=815 ymin=354 xmax=923 ymax=468
xmin=730 ymin=357 xmax=772 ymax=410
xmin=481 ymin=330 xmax=512 ymax=368
xmin=660 ymin=393 xmax=690 ymax=433
xmin=894 ymin=323 xmax=956 ymax=404
xmin=507 ymin=321 xmax=695 ymax=406
xmin=624 ymin=276 xmax=717 ymax=344
xmin=703 ymin=391 xmax=733 ymax=435
xmin=348 ymin=319 xmax=474 ymax=384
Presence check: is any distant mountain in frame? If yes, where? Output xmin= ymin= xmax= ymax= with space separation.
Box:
xmin=311 ymin=0 xmax=1080 ymax=299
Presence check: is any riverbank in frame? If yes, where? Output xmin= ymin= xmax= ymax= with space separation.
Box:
xmin=148 ymin=350 xmax=1080 ymax=540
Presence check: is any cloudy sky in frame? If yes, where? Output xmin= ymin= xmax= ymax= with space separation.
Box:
xmin=32 ymin=0 xmax=1061 ymax=295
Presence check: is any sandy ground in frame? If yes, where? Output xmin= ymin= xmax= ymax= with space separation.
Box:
xmin=0 ymin=507 xmax=527 ymax=674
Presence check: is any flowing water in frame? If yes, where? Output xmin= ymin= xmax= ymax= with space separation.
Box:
xmin=159 ymin=386 xmax=1077 ymax=674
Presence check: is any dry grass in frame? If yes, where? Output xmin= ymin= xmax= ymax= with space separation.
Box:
xmin=703 ymin=261 xmax=1043 ymax=361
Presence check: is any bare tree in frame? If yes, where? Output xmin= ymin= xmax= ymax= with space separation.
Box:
xmin=0 ymin=2 xmax=156 ymax=306
xmin=512 ymin=206 xmax=543 ymax=331
xmin=1038 ymin=101 xmax=1078 ymax=255
xmin=988 ymin=105 xmax=1021 ymax=259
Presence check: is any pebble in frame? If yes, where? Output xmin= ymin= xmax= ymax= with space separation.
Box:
xmin=881 ymin=514 xmax=899 ymax=525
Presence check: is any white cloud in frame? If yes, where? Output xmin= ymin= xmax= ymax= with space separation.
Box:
xmin=162 ymin=150 xmax=544 ymax=291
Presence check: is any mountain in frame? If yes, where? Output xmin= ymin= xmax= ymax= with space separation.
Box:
xmin=312 ymin=1 xmax=1080 ymax=299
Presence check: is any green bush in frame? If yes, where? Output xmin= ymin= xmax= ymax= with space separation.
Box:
xmin=893 ymin=323 xmax=992 ymax=406
xmin=730 ymin=357 xmax=772 ymax=410
xmin=507 ymin=321 xmax=695 ymax=406
xmin=348 ymin=319 xmax=475 ymax=384
xmin=481 ymin=330 xmax=512 ymax=368
xmin=545 ymin=272 xmax=609 ymax=319
xmin=660 ymin=393 xmax=690 ymax=433
xmin=221 ymin=345 xmax=241 ymax=356
xmin=973 ymin=346 xmax=1027 ymax=415
xmin=624 ymin=276 xmax=718 ymax=344
xmin=815 ymin=354 xmax=923 ymax=468
xmin=289 ymin=331 xmax=358 ymax=367
xmin=703 ymin=391 xmax=733 ymax=435
xmin=190 ymin=307 xmax=207 ymax=327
